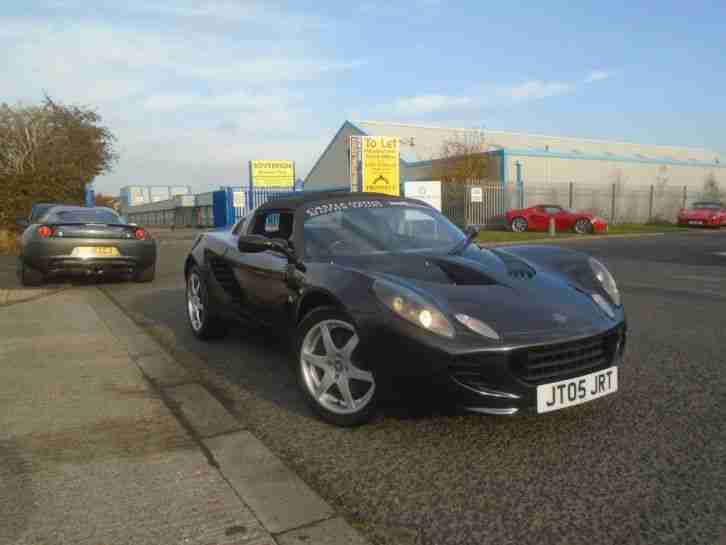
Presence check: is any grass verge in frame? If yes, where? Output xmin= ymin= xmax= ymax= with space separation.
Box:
xmin=476 ymin=223 xmax=686 ymax=244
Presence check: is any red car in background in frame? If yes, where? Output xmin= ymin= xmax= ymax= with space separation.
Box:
xmin=677 ymin=201 xmax=726 ymax=228
xmin=507 ymin=204 xmax=609 ymax=234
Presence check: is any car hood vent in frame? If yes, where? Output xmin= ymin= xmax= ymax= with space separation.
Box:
xmin=489 ymin=250 xmax=537 ymax=280
xmin=433 ymin=260 xmax=498 ymax=286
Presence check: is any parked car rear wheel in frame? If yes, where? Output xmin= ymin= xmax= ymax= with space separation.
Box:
xmin=574 ymin=219 xmax=593 ymax=234
xmin=17 ymin=258 xmax=44 ymax=287
xmin=510 ymin=217 xmax=529 ymax=233
xmin=186 ymin=266 xmax=228 ymax=339
xmin=297 ymin=306 xmax=377 ymax=426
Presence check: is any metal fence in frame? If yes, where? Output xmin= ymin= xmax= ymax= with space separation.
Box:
xmin=507 ymin=181 xmax=724 ymax=224
xmin=438 ymin=180 xmax=725 ymax=227
xmin=441 ymin=181 xmax=511 ymax=228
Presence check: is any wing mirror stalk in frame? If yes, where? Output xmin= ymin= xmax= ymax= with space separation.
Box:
xmin=238 ymin=235 xmax=306 ymax=272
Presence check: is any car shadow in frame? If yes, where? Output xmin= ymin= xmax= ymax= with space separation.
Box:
xmin=103 ymin=284 xmax=464 ymax=422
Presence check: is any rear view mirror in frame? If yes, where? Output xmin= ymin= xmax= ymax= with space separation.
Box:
xmin=16 ymin=217 xmax=29 ymax=228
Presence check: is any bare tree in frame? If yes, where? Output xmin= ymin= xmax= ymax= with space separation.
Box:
xmin=431 ymin=133 xmax=492 ymax=185
xmin=702 ymin=172 xmax=722 ymax=200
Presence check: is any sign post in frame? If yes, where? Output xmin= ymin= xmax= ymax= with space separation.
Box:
xmin=361 ymin=136 xmax=400 ymax=196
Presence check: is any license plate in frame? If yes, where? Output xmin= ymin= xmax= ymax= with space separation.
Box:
xmin=688 ymin=220 xmax=703 ymax=225
xmin=537 ymin=367 xmax=618 ymax=413
xmin=71 ymin=246 xmax=120 ymax=258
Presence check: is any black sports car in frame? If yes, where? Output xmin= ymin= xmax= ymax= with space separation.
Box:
xmin=184 ymin=192 xmax=626 ymax=426
xmin=17 ymin=205 xmax=157 ymax=286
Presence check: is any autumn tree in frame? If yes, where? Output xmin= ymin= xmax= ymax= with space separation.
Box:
xmin=0 ymin=95 xmax=117 ymax=230
xmin=95 ymin=193 xmax=118 ymax=209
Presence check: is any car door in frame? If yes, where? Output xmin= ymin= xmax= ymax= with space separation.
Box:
xmin=226 ymin=209 xmax=295 ymax=327
xmin=528 ymin=207 xmax=550 ymax=231
xmin=551 ymin=206 xmax=574 ymax=231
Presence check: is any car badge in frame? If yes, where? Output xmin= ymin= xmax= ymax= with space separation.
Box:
xmin=552 ymin=313 xmax=568 ymax=324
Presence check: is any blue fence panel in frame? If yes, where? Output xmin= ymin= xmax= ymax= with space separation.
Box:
xmin=212 ymin=190 xmax=229 ymax=227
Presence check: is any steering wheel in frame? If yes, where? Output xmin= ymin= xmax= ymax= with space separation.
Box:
xmin=328 ymin=239 xmax=356 ymax=255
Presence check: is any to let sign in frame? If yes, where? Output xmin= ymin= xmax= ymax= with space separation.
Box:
xmin=361 ymin=136 xmax=400 ymax=196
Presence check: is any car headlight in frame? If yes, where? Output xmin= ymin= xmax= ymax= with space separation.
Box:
xmin=589 ymin=257 xmax=620 ymax=307
xmin=454 ymin=314 xmax=500 ymax=340
xmin=372 ymin=279 xmax=455 ymax=338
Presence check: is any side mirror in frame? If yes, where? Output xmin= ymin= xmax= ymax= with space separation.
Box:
xmin=238 ymin=234 xmax=280 ymax=253
xmin=238 ymin=235 xmax=307 ymax=272
xmin=465 ymin=225 xmax=480 ymax=238
xmin=16 ymin=217 xmax=29 ymax=228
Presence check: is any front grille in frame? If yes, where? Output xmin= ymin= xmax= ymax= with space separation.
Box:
xmin=511 ymin=328 xmax=621 ymax=384
xmin=209 ymin=257 xmax=242 ymax=302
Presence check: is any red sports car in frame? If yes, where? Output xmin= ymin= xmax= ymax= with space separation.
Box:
xmin=507 ymin=204 xmax=609 ymax=234
xmin=677 ymin=201 xmax=726 ymax=228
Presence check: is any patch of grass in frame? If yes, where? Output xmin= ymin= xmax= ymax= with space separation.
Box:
xmin=0 ymin=229 xmax=19 ymax=255
xmin=476 ymin=222 xmax=685 ymax=244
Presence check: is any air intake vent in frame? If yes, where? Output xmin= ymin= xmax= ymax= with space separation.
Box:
xmin=209 ymin=257 xmax=242 ymax=302
xmin=491 ymin=250 xmax=536 ymax=280
xmin=434 ymin=261 xmax=497 ymax=285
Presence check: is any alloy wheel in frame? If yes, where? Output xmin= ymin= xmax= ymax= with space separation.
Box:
xmin=300 ymin=319 xmax=375 ymax=415
xmin=187 ymin=272 xmax=205 ymax=332
xmin=574 ymin=219 xmax=592 ymax=234
xmin=511 ymin=218 xmax=528 ymax=233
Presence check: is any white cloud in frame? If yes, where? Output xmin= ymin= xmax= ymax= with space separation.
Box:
xmin=585 ymin=70 xmax=612 ymax=83
xmin=502 ymin=80 xmax=572 ymax=101
xmin=392 ymin=94 xmax=473 ymax=115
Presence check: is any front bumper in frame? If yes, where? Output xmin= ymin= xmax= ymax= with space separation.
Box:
xmin=23 ymin=238 xmax=156 ymax=277
xmin=361 ymin=318 xmax=627 ymax=415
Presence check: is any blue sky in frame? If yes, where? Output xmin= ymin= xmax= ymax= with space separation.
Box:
xmin=3 ymin=1 xmax=725 ymax=194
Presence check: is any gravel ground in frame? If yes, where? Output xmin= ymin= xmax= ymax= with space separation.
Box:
xmin=11 ymin=230 xmax=726 ymax=545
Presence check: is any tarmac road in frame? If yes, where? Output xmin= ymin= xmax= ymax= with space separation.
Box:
xmin=10 ymin=229 xmax=726 ymax=545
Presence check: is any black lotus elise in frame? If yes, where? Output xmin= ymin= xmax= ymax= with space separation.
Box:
xmin=184 ymin=192 xmax=626 ymax=426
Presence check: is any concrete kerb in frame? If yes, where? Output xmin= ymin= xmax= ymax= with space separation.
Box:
xmin=0 ymin=286 xmax=69 ymax=307
xmin=91 ymin=287 xmax=371 ymax=545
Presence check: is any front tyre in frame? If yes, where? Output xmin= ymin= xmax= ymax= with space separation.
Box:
xmin=296 ymin=307 xmax=377 ymax=426
xmin=510 ymin=217 xmax=528 ymax=233
xmin=186 ymin=266 xmax=228 ymax=340
xmin=574 ymin=219 xmax=593 ymax=234
xmin=17 ymin=258 xmax=44 ymax=287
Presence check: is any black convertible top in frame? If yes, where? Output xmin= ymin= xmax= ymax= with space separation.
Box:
xmin=257 ymin=191 xmax=403 ymax=212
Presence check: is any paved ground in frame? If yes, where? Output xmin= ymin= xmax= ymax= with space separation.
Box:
xmin=3 ymin=230 xmax=726 ymax=545
xmin=0 ymin=286 xmax=369 ymax=545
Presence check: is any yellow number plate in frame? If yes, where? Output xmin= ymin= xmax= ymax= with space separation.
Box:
xmin=71 ymin=247 xmax=120 ymax=258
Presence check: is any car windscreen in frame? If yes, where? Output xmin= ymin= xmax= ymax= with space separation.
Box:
xmin=693 ymin=203 xmax=722 ymax=210
xmin=45 ymin=209 xmax=124 ymax=224
xmin=303 ymin=200 xmax=465 ymax=259
xmin=30 ymin=204 xmax=56 ymax=222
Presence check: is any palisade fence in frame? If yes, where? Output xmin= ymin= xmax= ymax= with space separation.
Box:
xmin=440 ymin=180 xmax=722 ymax=228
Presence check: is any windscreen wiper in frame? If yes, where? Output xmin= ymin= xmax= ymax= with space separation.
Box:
xmin=448 ymin=226 xmax=479 ymax=255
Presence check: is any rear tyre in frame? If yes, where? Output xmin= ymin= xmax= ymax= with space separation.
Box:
xmin=510 ymin=217 xmax=528 ymax=233
xmin=186 ymin=266 xmax=228 ymax=339
xmin=17 ymin=258 xmax=44 ymax=287
xmin=134 ymin=264 xmax=156 ymax=283
xmin=574 ymin=219 xmax=593 ymax=234
xmin=296 ymin=306 xmax=377 ymax=427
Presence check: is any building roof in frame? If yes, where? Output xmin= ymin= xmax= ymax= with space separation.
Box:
xmin=350 ymin=120 xmax=724 ymax=168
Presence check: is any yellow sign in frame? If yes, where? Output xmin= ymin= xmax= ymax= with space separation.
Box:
xmin=250 ymin=160 xmax=295 ymax=188
xmin=362 ymin=136 xmax=400 ymax=196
